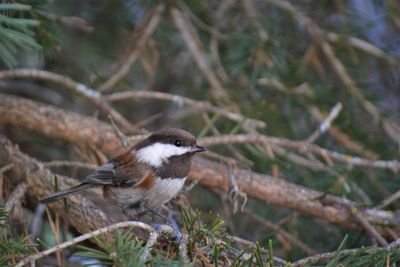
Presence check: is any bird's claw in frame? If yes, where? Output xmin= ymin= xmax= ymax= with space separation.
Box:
xmin=148 ymin=208 xmax=182 ymax=241
xmin=151 ymin=222 xmax=182 ymax=242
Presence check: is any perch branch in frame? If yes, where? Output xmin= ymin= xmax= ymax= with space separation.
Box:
xmin=140 ymin=231 xmax=160 ymax=262
xmin=0 ymin=94 xmax=399 ymax=232
xmin=15 ymin=221 xmax=171 ymax=267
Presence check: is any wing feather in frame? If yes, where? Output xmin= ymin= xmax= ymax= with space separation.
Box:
xmin=83 ymin=150 xmax=144 ymax=186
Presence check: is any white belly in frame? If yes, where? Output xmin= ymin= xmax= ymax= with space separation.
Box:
xmin=142 ymin=177 xmax=186 ymax=209
xmin=110 ymin=177 xmax=186 ymax=213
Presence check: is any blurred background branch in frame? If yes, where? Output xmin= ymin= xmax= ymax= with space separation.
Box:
xmin=0 ymin=0 xmax=399 ymax=265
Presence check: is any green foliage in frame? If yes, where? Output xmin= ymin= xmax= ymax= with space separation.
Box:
xmin=73 ymin=206 xmax=281 ymax=266
xmin=181 ymin=205 xmax=274 ymax=266
xmin=337 ymin=248 xmax=400 ymax=267
xmin=2 ymin=0 xmax=400 ymax=265
xmin=0 ymin=204 xmax=36 ymax=266
xmin=75 ymin=229 xmax=148 ymax=267
xmin=0 ymin=235 xmax=36 ymax=266
xmin=0 ymin=2 xmax=41 ymax=67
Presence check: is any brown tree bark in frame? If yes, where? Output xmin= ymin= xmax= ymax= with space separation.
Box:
xmin=0 ymin=94 xmax=398 ymax=233
xmin=0 ymin=135 xmax=115 ymax=235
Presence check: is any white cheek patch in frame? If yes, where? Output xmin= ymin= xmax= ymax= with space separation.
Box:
xmin=136 ymin=143 xmax=191 ymax=167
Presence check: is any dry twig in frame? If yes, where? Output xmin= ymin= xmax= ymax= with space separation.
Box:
xmin=97 ymin=4 xmax=164 ymax=92
xmin=264 ymin=0 xmax=400 ymax=146
xmin=376 ymin=190 xmax=400 ymax=210
xmin=4 ymin=182 xmax=27 ymax=215
xmin=258 ymin=77 xmax=378 ymax=159
xmin=170 ymin=6 xmax=235 ymax=108
xmin=200 ymin=134 xmax=400 ymax=172
xmin=244 ymin=210 xmax=317 ymax=255
xmin=44 ymin=12 xmax=94 ymax=32
xmin=106 ymin=90 xmax=266 ymax=130
xmin=1 ymin=94 xmax=399 ymax=231
xmin=15 ymin=221 xmax=172 ymax=267
xmin=307 ymin=102 xmax=343 ymax=143
xmin=0 ymin=69 xmax=139 ymax=133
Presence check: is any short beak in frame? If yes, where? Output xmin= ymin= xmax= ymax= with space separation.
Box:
xmin=191 ymin=145 xmax=206 ymax=153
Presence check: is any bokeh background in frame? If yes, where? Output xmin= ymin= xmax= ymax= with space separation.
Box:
xmin=1 ymin=0 xmax=400 ymax=266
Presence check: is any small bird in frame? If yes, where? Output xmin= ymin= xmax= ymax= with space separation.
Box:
xmin=40 ymin=128 xmax=206 ymax=220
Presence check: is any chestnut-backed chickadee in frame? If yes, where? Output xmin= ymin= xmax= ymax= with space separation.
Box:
xmin=40 ymin=128 xmax=206 ymax=219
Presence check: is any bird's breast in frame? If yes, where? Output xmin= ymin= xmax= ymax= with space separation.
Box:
xmin=142 ymin=176 xmax=186 ymax=209
xmin=105 ymin=176 xmax=186 ymax=213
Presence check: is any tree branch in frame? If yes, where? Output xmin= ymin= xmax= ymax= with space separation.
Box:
xmin=15 ymin=221 xmax=171 ymax=267
xmin=106 ymin=90 xmax=266 ymax=130
xmin=0 ymin=94 xmax=398 ymax=232
xmin=0 ymin=69 xmax=140 ymax=134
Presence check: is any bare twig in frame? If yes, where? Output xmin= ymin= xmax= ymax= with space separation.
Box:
xmin=270 ymin=144 xmax=325 ymax=170
xmin=309 ymin=106 xmax=379 ymax=159
xmin=15 ymin=221 xmax=172 ymax=267
xmin=352 ymin=208 xmax=389 ymax=246
xmin=228 ymin=172 xmax=247 ymax=214
xmin=0 ymin=163 xmax=14 ymax=175
xmin=258 ymin=77 xmax=378 ymax=159
xmin=0 ymin=69 xmax=139 ymax=133
xmin=375 ymin=190 xmax=400 ymax=210
xmin=140 ymin=231 xmax=159 ymax=262
xmin=106 ymin=90 xmax=266 ymax=130
xmin=307 ymin=102 xmax=343 ymax=143
xmin=4 ymin=182 xmax=27 ymax=215
xmin=264 ymin=0 xmax=400 ymax=146
xmin=97 ymin=4 xmax=164 ymax=92
xmin=200 ymin=134 xmax=400 ymax=172
xmin=325 ymin=32 xmax=399 ymax=65
xmin=43 ymin=12 xmax=94 ymax=33
xmin=178 ymin=233 xmax=189 ymax=263
xmin=1 ymin=94 xmax=399 ymax=231
xmin=244 ymin=210 xmax=317 ymax=255
xmin=202 ymin=113 xmax=253 ymax=167
xmin=170 ymin=6 xmax=235 ymax=108
xmin=108 ymin=115 xmax=129 ymax=147
xmin=319 ymin=195 xmax=389 ymax=246
xmin=45 ymin=207 xmax=62 ymax=266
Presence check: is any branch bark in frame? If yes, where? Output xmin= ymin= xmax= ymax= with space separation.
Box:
xmin=0 ymin=94 xmax=399 ymax=233
xmin=0 ymin=135 xmax=115 ymax=236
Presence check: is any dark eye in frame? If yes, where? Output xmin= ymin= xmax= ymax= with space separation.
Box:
xmin=174 ymin=140 xmax=183 ymax=147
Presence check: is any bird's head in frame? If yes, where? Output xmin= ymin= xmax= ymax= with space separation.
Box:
xmin=134 ymin=128 xmax=206 ymax=167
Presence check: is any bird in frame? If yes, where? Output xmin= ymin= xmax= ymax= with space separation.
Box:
xmin=40 ymin=128 xmax=206 ymax=222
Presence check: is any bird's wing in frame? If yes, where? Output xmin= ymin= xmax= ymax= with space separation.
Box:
xmin=83 ymin=150 xmax=144 ymax=186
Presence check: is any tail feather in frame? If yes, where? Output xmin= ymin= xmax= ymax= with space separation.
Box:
xmin=40 ymin=183 xmax=94 ymax=204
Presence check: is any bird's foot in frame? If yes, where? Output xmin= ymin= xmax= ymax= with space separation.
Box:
xmin=166 ymin=211 xmax=182 ymax=242
xmin=151 ymin=221 xmax=182 ymax=242
xmin=150 ymin=210 xmax=182 ymax=242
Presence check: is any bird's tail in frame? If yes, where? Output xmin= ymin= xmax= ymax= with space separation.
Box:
xmin=40 ymin=183 xmax=94 ymax=204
